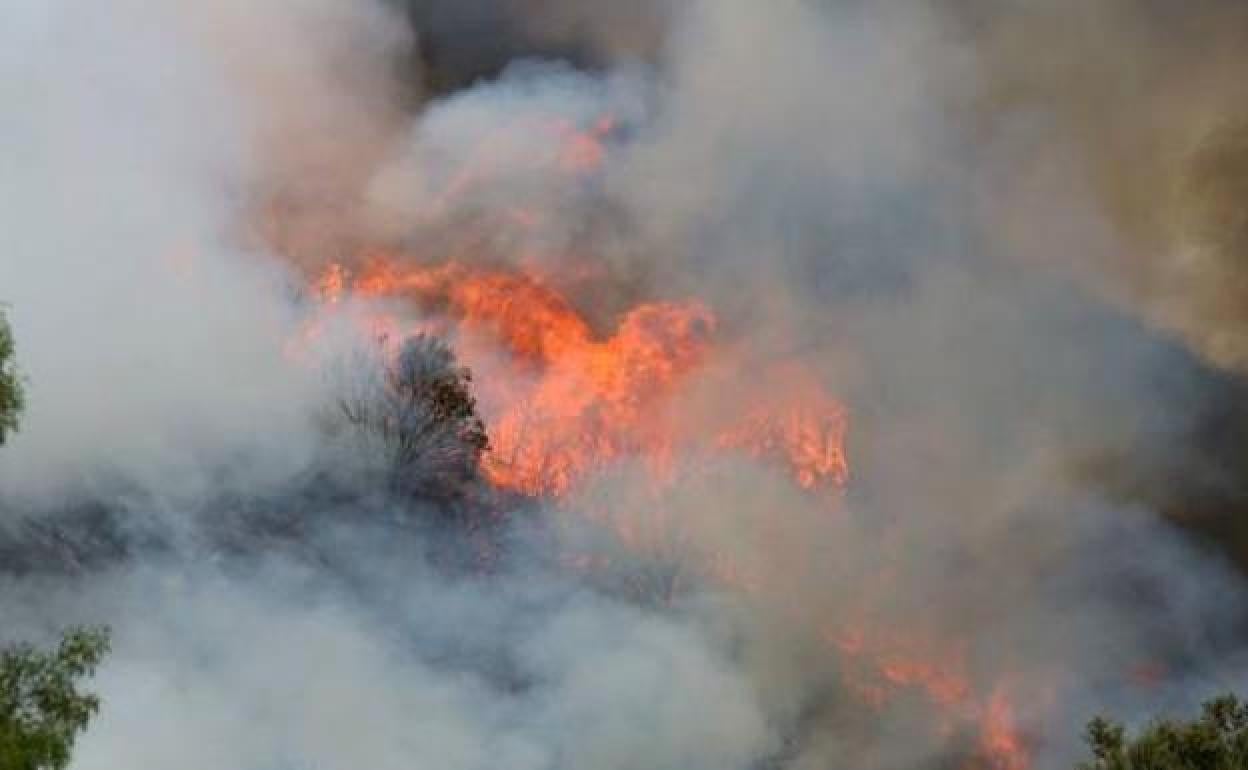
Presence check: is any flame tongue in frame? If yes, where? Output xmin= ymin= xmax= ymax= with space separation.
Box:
xmin=304 ymin=255 xmax=1029 ymax=769
xmin=334 ymin=258 xmax=851 ymax=498
xmin=343 ymin=258 xmax=716 ymax=495
xmin=354 ymin=260 xmax=595 ymax=362
xmin=716 ymin=370 xmax=851 ymax=491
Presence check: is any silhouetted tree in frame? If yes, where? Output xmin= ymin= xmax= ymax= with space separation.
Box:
xmin=0 ymin=627 xmax=110 ymax=770
xmin=339 ymin=334 xmax=489 ymax=500
xmin=1077 ymin=694 xmax=1248 ymax=770
xmin=0 ymin=310 xmax=23 ymax=446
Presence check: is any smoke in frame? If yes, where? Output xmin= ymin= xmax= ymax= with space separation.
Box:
xmin=0 ymin=535 xmax=773 ymax=770
xmin=6 ymin=1 xmax=1248 ymax=769
xmin=960 ymin=0 xmax=1248 ymax=371
xmin=397 ymin=0 xmax=671 ymax=92
xmin=92 ymin=564 xmax=771 ymax=770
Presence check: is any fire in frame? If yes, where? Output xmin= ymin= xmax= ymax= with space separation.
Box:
xmin=557 ymin=115 xmax=616 ymax=173
xmin=715 ymin=371 xmax=850 ymax=491
xmin=305 ymin=255 xmax=1026 ymax=765
xmin=353 ymin=260 xmax=596 ymax=363
xmin=832 ymin=624 xmax=1032 ymax=770
xmin=329 ymin=257 xmax=850 ymax=499
xmin=979 ymin=688 xmax=1029 ymax=770
xmin=484 ymin=298 xmax=716 ymax=496
xmin=286 ymin=109 xmax=1028 ymax=770
xmin=300 ymin=256 xmax=1026 ymax=770
xmin=314 ymin=262 xmax=347 ymax=305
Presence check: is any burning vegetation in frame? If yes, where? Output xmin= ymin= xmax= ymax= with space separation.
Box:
xmin=280 ymin=107 xmax=1043 ymax=768
xmin=321 ymin=257 xmax=848 ymax=500
xmin=10 ymin=3 xmax=1248 ymax=770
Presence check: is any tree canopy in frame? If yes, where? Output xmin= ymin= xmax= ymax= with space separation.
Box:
xmin=0 ymin=310 xmax=22 ymax=446
xmin=0 ymin=627 xmax=110 ymax=770
xmin=339 ymin=333 xmax=489 ymax=499
xmin=1077 ymin=694 xmax=1248 ymax=770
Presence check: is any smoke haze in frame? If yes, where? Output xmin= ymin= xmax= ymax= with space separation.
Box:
xmin=5 ymin=1 xmax=1248 ymax=769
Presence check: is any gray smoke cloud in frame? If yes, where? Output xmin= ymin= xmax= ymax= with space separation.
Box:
xmin=0 ymin=530 xmax=775 ymax=770
xmin=957 ymin=0 xmax=1248 ymax=372
xmin=0 ymin=0 xmax=414 ymax=503
xmin=5 ymin=1 xmax=1248 ymax=769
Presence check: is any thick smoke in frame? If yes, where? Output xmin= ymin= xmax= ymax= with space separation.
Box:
xmin=1 ymin=550 xmax=772 ymax=770
xmin=6 ymin=1 xmax=1248 ymax=770
xmin=0 ymin=0 xmax=420 ymax=503
xmin=959 ymin=0 xmax=1248 ymax=371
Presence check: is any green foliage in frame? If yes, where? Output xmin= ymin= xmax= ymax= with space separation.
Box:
xmin=0 ymin=310 xmax=23 ymax=446
xmin=0 ymin=627 xmax=111 ymax=770
xmin=1077 ymin=695 xmax=1248 ymax=770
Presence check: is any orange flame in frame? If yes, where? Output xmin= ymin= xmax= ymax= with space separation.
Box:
xmin=286 ymin=107 xmax=1029 ymax=770
xmin=978 ymin=687 xmax=1029 ymax=770
xmin=302 ymin=251 xmax=1022 ymax=769
xmin=716 ymin=380 xmax=850 ymax=490
xmin=832 ymin=624 xmax=1032 ymax=770
xmin=331 ymin=257 xmax=852 ymax=499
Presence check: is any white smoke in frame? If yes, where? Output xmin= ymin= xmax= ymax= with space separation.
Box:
xmin=4 ymin=1 xmax=1248 ymax=769
xmin=48 ymin=561 xmax=772 ymax=770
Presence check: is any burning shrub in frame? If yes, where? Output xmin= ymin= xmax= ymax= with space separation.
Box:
xmin=337 ymin=334 xmax=489 ymax=502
